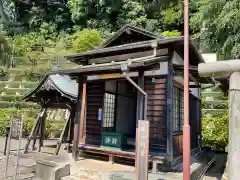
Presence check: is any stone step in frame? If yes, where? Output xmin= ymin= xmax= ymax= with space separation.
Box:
xmin=5 ymin=173 xmax=35 ymax=180
xmin=60 ymin=175 xmax=87 ymax=180
xmin=70 ymin=166 xmax=103 ymax=178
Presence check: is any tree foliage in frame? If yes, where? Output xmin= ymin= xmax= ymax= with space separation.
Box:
xmin=202 ymin=111 xmax=228 ymax=151
xmin=0 ymin=32 xmax=11 ymax=66
xmin=161 ymin=30 xmax=181 ymax=37
xmin=72 ymin=29 xmax=103 ymax=52
xmin=201 ymin=86 xmax=229 ymax=151
xmin=191 ymin=0 xmax=240 ymax=58
xmin=0 ymin=0 xmax=237 ymax=151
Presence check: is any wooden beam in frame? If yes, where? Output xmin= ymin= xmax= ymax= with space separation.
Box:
xmin=67 ymin=108 xmax=76 ymax=153
xmin=72 ymin=76 xmax=84 ymax=160
xmin=24 ymin=108 xmax=45 ymax=153
xmin=38 ymin=110 xmax=47 ymax=152
xmin=79 ymin=77 xmax=87 ymax=143
xmin=135 ymin=70 xmax=144 ymax=169
xmin=189 ymin=73 xmax=199 ymax=85
xmin=136 ymin=70 xmax=144 ymax=120
xmin=166 ymin=51 xmax=174 ymax=164
xmin=87 ymin=67 xmax=168 ymax=81
xmin=55 ymin=116 xmax=70 ymax=155
xmin=189 ymin=84 xmax=201 ymax=88
xmin=88 ymin=48 xmax=168 ymax=64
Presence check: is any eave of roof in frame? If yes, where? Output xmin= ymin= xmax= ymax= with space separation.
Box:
xmin=23 ymin=74 xmax=78 ymax=101
xmin=65 ymin=36 xmax=205 ymax=65
xmin=49 ymin=56 xmax=168 ymax=77
xmin=173 ymin=64 xmax=213 ymax=84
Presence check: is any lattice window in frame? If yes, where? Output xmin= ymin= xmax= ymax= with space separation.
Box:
xmin=103 ymin=93 xmax=116 ymax=128
xmin=179 ymin=90 xmax=184 ymax=129
xmin=173 ymin=86 xmax=184 ymax=131
xmin=173 ymin=87 xmax=180 ymax=131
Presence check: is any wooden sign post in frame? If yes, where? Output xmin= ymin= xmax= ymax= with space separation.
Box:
xmin=11 ymin=115 xmax=23 ymax=140
xmin=4 ymin=115 xmax=24 ymax=180
xmin=136 ymin=120 xmax=149 ymax=180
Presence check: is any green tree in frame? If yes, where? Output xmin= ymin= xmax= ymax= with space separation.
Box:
xmin=191 ymin=0 xmax=240 ymax=58
xmin=72 ymin=29 xmax=103 ymax=52
xmin=0 ymin=32 xmax=11 ymax=66
xmin=9 ymin=0 xmax=72 ymax=33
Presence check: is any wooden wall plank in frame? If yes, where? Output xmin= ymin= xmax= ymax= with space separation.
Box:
xmin=85 ymin=81 xmax=105 ymax=146
xmin=144 ymin=76 xmax=167 ymax=151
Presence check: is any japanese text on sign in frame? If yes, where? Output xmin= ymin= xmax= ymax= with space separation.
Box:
xmin=11 ymin=116 xmax=23 ymax=139
xmin=104 ymin=136 xmax=118 ymax=146
xmin=136 ymin=120 xmax=149 ymax=180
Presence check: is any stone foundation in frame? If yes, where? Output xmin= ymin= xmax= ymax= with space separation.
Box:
xmin=35 ymin=155 xmax=71 ymax=180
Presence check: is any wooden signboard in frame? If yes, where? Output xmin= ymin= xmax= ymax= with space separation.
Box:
xmin=136 ymin=120 xmax=149 ymax=180
xmin=11 ymin=116 xmax=23 ymax=140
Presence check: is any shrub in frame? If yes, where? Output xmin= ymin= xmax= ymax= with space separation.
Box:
xmin=161 ymin=30 xmax=181 ymax=37
xmin=0 ymin=66 xmax=8 ymax=77
xmin=202 ymin=112 xmax=228 ymax=151
xmin=23 ymin=117 xmax=34 ymax=136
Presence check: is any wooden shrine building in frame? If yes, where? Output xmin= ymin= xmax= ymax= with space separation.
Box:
xmin=23 ymin=74 xmax=78 ymax=155
xmin=30 ymin=25 xmax=212 ymax=171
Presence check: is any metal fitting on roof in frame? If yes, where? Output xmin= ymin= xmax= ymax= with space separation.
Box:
xmin=121 ymin=63 xmax=129 ymax=72
xmin=151 ymin=41 xmax=158 ymax=48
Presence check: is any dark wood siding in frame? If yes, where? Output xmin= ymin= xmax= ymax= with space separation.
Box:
xmin=173 ymin=132 xmax=183 ymax=158
xmin=190 ymin=94 xmax=198 ymax=150
xmin=172 ymin=94 xmax=200 ymax=158
xmin=145 ymin=76 xmax=167 ymax=152
xmin=85 ymin=81 xmax=105 ymax=146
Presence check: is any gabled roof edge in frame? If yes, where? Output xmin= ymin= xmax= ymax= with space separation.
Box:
xmin=23 ymin=74 xmax=77 ymax=102
xmin=101 ymin=24 xmax=160 ymax=48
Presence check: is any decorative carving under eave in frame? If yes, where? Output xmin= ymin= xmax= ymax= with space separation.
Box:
xmin=40 ymin=79 xmax=55 ymax=91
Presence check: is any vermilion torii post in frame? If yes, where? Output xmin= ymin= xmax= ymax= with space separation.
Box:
xmin=183 ymin=0 xmax=190 ymax=179
xmin=198 ymin=59 xmax=240 ymax=180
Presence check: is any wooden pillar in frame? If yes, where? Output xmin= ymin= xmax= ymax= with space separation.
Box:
xmin=197 ymin=88 xmax=202 ymax=148
xmin=135 ymin=70 xmax=144 ymax=169
xmin=38 ymin=109 xmax=47 ymax=152
xmin=24 ymin=108 xmax=45 ymax=153
xmin=72 ymin=76 xmax=84 ymax=160
xmin=55 ymin=115 xmax=70 ymax=155
xmin=137 ymin=70 xmax=144 ymax=120
xmin=228 ymin=72 xmax=240 ymax=180
xmin=79 ymin=78 xmax=87 ymax=144
xmin=67 ymin=107 xmax=74 ymax=152
xmin=166 ymin=56 xmax=173 ymax=163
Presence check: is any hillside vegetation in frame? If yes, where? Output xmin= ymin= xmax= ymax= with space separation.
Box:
xmin=0 ymin=0 xmax=236 ymax=147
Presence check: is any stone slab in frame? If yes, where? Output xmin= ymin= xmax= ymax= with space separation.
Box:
xmin=35 ymin=152 xmax=72 ymax=180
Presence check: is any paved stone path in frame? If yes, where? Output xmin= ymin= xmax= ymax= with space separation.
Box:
xmin=0 ymin=137 xmax=226 ymax=180
xmin=69 ymin=159 xmax=182 ymax=180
